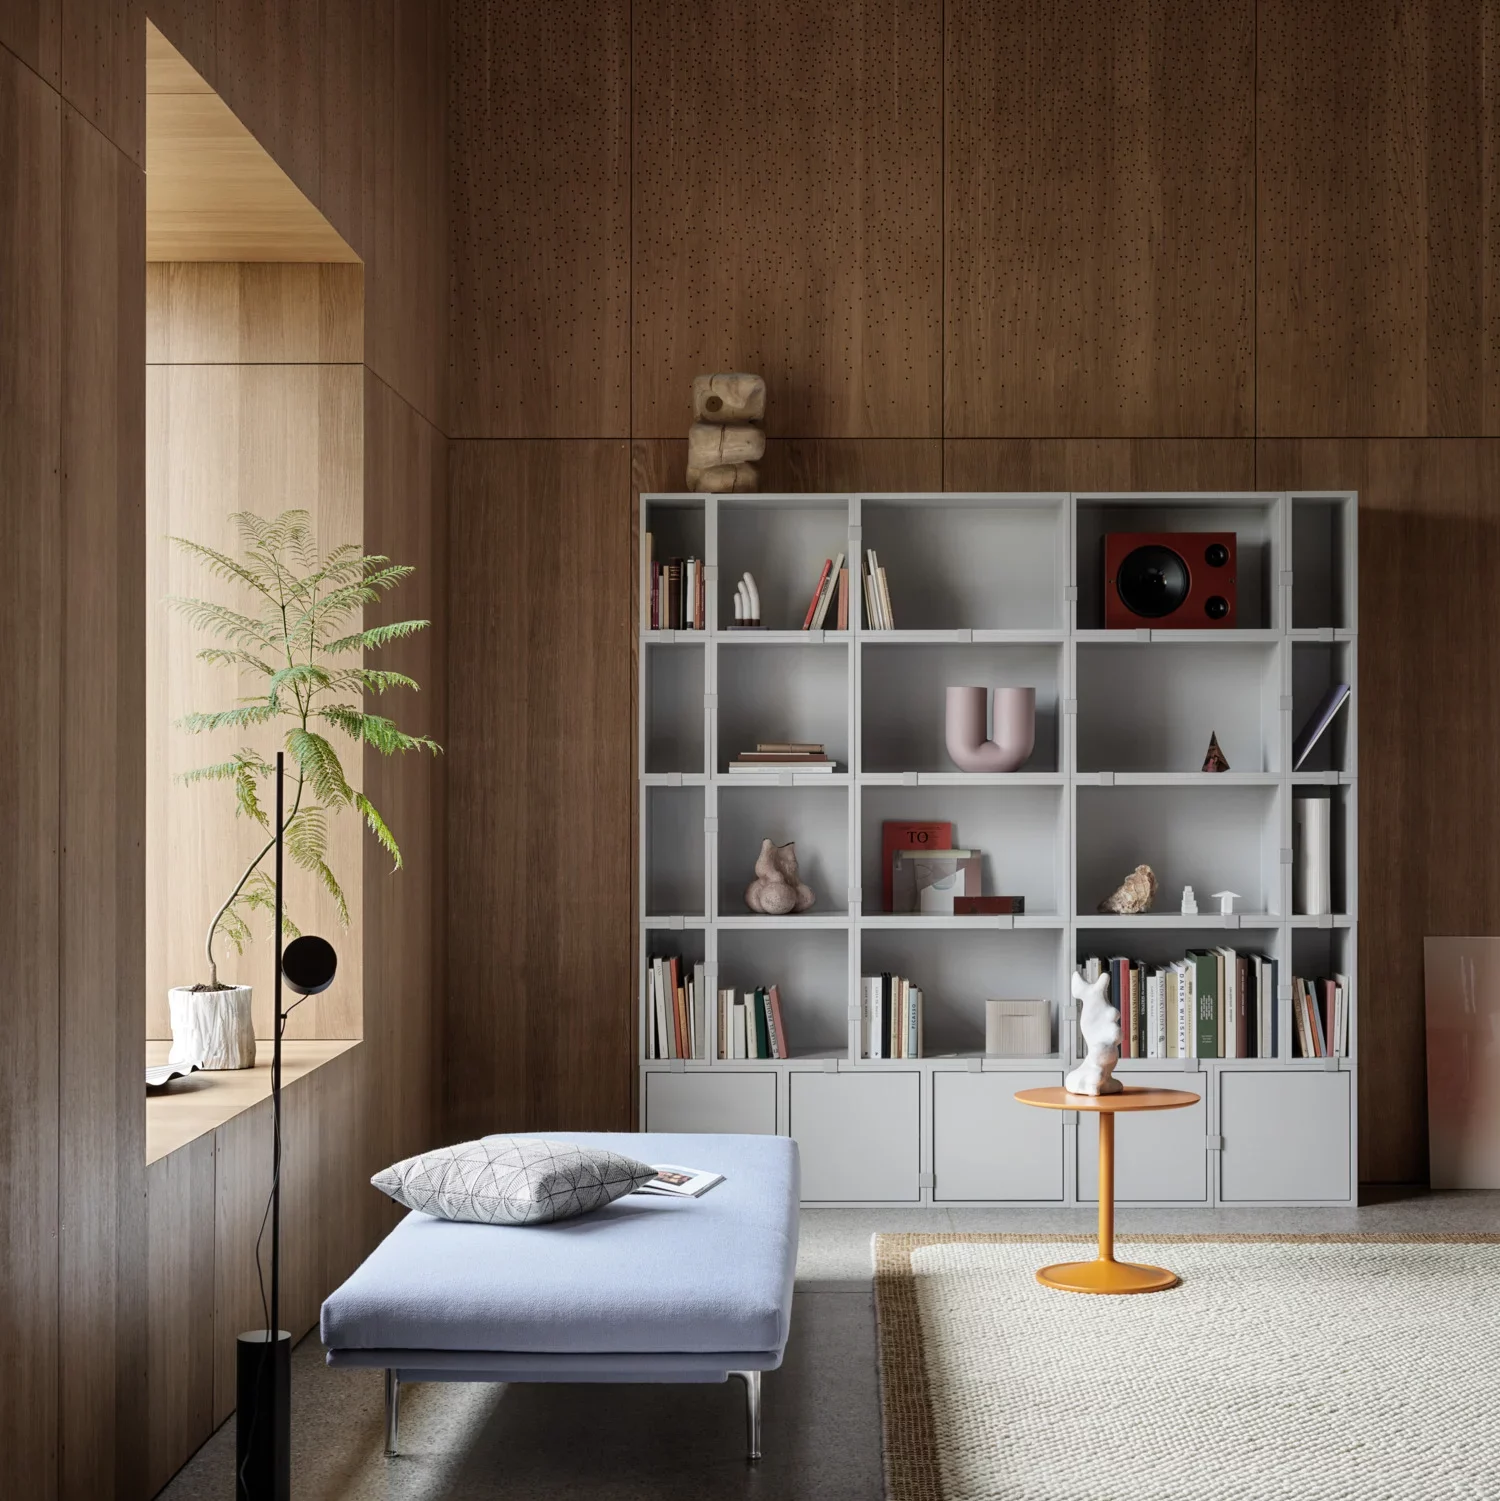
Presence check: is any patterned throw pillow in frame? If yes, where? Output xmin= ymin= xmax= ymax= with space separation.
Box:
xmin=372 ymin=1137 xmax=656 ymax=1225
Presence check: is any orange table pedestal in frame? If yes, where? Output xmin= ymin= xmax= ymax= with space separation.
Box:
xmin=1013 ymin=1085 xmax=1202 ymax=1294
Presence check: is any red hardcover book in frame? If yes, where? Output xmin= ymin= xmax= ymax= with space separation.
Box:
xmin=881 ymin=821 xmax=954 ymax=913
xmin=953 ymin=895 xmax=1026 ymax=915
xmin=1112 ymin=957 xmax=1131 ymax=1058
xmin=802 ymin=559 xmax=832 ymax=629
xmin=668 ymin=956 xmax=685 ymax=1057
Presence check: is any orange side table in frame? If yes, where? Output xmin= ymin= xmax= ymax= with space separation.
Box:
xmin=1014 ymin=1085 xmax=1201 ymax=1294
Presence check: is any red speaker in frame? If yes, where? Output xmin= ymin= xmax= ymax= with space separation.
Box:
xmin=1104 ymin=532 xmax=1237 ymax=629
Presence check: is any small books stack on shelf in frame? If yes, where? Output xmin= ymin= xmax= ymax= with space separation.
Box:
xmin=728 ymin=742 xmax=837 ymax=773
xmin=1293 ymin=973 xmax=1349 ymax=1058
xmin=861 ymin=549 xmax=895 ymax=629
xmin=644 ymin=533 xmax=705 ymax=630
xmin=718 ymin=984 xmax=791 ymax=1059
xmin=646 ymin=954 xmax=707 ymax=1060
xmin=1079 ymin=950 xmax=1279 ymax=1060
xmin=861 ymin=973 xmax=924 ymax=1058
xmin=800 ymin=552 xmax=849 ymax=630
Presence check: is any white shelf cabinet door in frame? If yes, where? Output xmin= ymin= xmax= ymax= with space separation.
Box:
xmin=1219 ymin=1069 xmax=1351 ymax=1201
xmin=932 ymin=1070 xmax=1065 ymax=1201
xmin=644 ymin=1070 xmax=777 ymax=1136
xmin=790 ymin=1072 xmax=921 ymax=1201
xmin=1077 ymin=1071 xmax=1209 ymax=1202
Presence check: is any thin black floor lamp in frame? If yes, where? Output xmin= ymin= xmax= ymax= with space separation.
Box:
xmin=235 ymin=752 xmax=338 ymax=1501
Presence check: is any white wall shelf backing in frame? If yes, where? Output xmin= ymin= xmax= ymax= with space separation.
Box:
xmin=638 ymin=492 xmax=1359 ymax=1207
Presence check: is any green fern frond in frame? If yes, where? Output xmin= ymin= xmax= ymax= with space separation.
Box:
xmin=318 ymin=706 xmax=439 ymax=756
xmin=166 ymin=597 xmax=276 ymax=649
xmin=321 ymin=619 xmax=431 ymax=655
xmin=196 ymin=646 xmax=276 ymax=674
xmin=240 ymin=872 xmax=300 ymax=939
xmin=354 ymin=791 xmax=402 ymax=869
xmin=178 ymin=704 xmax=279 ymax=734
xmin=284 ymin=807 xmax=329 ymax=868
xmin=286 ymin=728 xmax=354 ymax=807
xmin=328 ymin=668 xmax=421 ymax=695
xmin=178 ymin=758 xmax=242 ymax=785
xmin=168 ymin=537 xmax=280 ymax=602
xmin=266 ymin=662 xmax=332 ymax=709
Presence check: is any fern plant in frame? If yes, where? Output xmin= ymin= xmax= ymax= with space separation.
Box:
xmin=171 ymin=509 xmax=439 ymax=989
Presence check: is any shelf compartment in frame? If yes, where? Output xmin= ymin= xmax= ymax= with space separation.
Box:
xmin=642 ymin=928 xmax=709 ymax=1060
xmin=643 ymin=1070 xmax=777 ymax=1136
xmin=1291 ymin=495 xmax=1355 ymax=630
xmin=644 ymin=785 xmax=706 ymax=918
xmin=860 ymin=641 xmax=1062 ymax=774
xmin=717 ymin=782 xmax=849 ymax=917
xmin=642 ymin=499 xmax=707 ymax=629
xmin=858 ymin=496 xmax=1067 ymax=631
xmin=1290 ymin=640 xmax=1354 ymax=775
xmin=1076 ymin=639 xmax=1281 ymax=774
xmin=859 ymin=926 xmax=1064 ymax=1057
xmin=1074 ymin=496 xmax=1279 ymax=630
xmin=1077 ymin=1068 xmax=1209 ymax=1202
xmin=644 ymin=643 xmax=707 ymax=775
xmin=933 ymin=1069 xmax=1066 ymax=1201
xmin=1291 ymin=786 xmax=1353 ymax=918
xmin=717 ymin=641 xmax=850 ymax=772
xmin=1076 ymin=783 xmax=1282 ymax=916
xmin=717 ymin=927 xmax=851 ymax=1058
xmin=718 ymin=496 xmax=851 ymax=631
xmin=860 ymin=783 xmax=1064 ymax=919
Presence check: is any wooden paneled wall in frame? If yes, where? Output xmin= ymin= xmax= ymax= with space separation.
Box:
xmin=445 ymin=0 xmax=1500 ymax=1186
xmin=1 ymin=4 xmax=447 ymax=1498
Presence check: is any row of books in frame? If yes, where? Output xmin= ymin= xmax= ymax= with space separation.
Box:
xmin=861 ymin=973 xmax=924 ymax=1058
xmin=1294 ymin=974 xmax=1350 ymax=1058
xmin=1081 ymin=951 xmax=1279 ymax=1060
xmin=801 ymin=552 xmax=850 ymax=630
xmin=719 ymin=985 xmax=792 ymax=1059
xmin=645 ymin=543 xmax=706 ymax=631
xmin=862 ymin=549 xmax=897 ymax=628
xmin=646 ymin=954 xmax=707 ymax=1059
xmin=728 ymin=740 xmax=838 ymax=774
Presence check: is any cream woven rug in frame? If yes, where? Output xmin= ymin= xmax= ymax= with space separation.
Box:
xmin=874 ymin=1233 xmax=1500 ymax=1501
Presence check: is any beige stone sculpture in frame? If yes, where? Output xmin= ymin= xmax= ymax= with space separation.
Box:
xmin=1097 ymin=863 xmax=1158 ymax=915
xmin=745 ymin=838 xmax=815 ymax=915
xmin=688 ymin=373 xmax=766 ymax=492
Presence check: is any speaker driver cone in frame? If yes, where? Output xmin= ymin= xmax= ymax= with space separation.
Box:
xmin=1115 ymin=544 xmax=1190 ymax=619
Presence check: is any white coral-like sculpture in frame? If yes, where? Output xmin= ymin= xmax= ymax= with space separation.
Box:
xmin=1064 ymin=970 xmax=1122 ymax=1096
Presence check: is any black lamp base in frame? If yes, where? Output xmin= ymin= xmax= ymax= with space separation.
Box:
xmin=235 ymin=1329 xmax=291 ymax=1501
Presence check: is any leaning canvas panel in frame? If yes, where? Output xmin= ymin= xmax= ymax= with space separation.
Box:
xmin=1425 ymin=938 xmax=1500 ymax=1190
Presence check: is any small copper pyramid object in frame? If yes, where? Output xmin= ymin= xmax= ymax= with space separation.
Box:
xmin=1202 ymin=732 xmax=1230 ymax=773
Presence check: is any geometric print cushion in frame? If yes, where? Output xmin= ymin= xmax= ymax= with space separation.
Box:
xmin=371 ymin=1136 xmax=656 ymax=1225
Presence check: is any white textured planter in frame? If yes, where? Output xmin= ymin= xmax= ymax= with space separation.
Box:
xmin=168 ymin=985 xmax=256 ymax=1069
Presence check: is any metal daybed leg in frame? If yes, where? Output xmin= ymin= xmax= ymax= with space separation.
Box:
xmin=384 ymin=1369 xmax=400 ymax=1457
xmin=730 ymin=1370 xmax=761 ymax=1462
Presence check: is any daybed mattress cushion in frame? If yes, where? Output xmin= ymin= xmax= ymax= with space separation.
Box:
xmin=321 ymin=1132 xmax=799 ymax=1357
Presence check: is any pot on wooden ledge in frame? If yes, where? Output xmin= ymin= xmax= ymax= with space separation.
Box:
xmin=168 ymin=984 xmax=256 ymax=1069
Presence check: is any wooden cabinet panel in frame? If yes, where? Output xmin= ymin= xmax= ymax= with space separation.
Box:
xmin=632 ymin=0 xmax=942 ymax=439
xmin=945 ymin=0 xmax=1253 ymax=438
xmin=1257 ymin=1 xmax=1492 ymax=435
xmin=933 ymin=1071 xmax=1064 ymax=1202
xmin=1220 ymin=1069 xmax=1352 ymax=1201
xmin=1077 ymin=1071 xmax=1208 ymax=1203
xmin=645 ymin=1071 xmax=778 ymax=1136
xmin=944 ymin=440 xmax=1254 ymax=493
xmin=790 ymin=1072 xmax=921 ymax=1201
xmin=449 ymin=0 xmax=631 ymax=437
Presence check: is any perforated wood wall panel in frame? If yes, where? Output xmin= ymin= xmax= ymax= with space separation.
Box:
xmin=945 ymin=0 xmax=1254 ymax=438
xmin=1257 ymin=1 xmax=1492 ymax=435
xmin=448 ymin=0 xmax=630 ymax=438
xmin=631 ymin=0 xmax=943 ymax=438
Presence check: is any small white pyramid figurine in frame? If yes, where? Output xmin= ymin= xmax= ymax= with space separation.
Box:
xmin=1180 ymin=885 xmax=1198 ymax=916
xmin=1064 ymin=970 xmax=1122 ymax=1096
xmin=1212 ymin=890 xmax=1239 ymax=916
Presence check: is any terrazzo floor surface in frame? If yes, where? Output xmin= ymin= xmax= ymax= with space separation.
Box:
xmin=159 ymin=1191 xmax=1500 ymax=1500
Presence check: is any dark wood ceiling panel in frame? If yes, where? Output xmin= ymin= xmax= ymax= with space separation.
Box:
xmin=632 ymin=0 xmax=943 ymax=439
xmin=448 ymin=0 xmax=631 ymax=438
xmin=945 ymin=0 xmax=1254 ymax=438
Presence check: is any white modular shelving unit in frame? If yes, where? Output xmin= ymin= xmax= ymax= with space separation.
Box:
xmin=639 ymin=492 xmax=1359 ymax=1208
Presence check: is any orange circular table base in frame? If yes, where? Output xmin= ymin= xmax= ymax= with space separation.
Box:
xmin=1035 ymin=1257 xmax=1179 ymax=1295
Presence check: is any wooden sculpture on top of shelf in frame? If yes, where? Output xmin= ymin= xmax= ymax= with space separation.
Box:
xmin=1098 ymin=863 xmax=1157 ymax=915
xmin=745 ymin=839 xmax=815 ymax=915
xmin=688 ymin=373 xmax=766 ymax=493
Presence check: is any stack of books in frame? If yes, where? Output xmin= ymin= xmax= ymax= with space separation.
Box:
xmin=862 ymin=548 xmax=895 ymax=629
xmin=647 ymin=954 xmax=707 ymax=1060
xmin=1079 ymin=950 xmax=1279 ymax=1060
xmin=644 ymin=533 xmax=705 ymax=630
xmin=728 ymin=742 xmax=837 ymax=774
xmin=861 ymin=973 xmax=924 ymax=1058
xmin=801 ymin=552 xmax=849 ymax=630
xmin=1293 ymin=973 xmax=1349 ymax=1058
xmin=718 ymin=985 xmax=791 ymax=1059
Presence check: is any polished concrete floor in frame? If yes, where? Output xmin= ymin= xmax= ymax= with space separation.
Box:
xmin=160 ymin=1191 xmax=1500 ymax=1500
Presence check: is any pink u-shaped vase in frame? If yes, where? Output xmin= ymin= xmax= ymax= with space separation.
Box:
xmin=945 ymin=685 xmax=1036 ymax=772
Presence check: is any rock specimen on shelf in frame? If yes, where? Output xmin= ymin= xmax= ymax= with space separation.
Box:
xmin=1097 ymin=863 xmax=1158 ymax=915
xmin=1064 ymin=969 xmax=1122 ymax=1096
xmin=745 ymin=838 xmax=815 ymax=915
xmin=688 ymin=372 xmax=766 ymax=492
xmin=1202 ymin=731 xmax=1230 ymax=773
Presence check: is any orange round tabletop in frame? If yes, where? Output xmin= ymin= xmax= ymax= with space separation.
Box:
xmin=1013 ymin=1084 xmax=1200 ymax=1295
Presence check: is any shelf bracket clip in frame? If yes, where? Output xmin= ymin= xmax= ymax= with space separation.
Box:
xmin=703 ymin=816 xmax=719 ymax=833
xmin=1205 ymin=1134 xmax=1224 ymax=1152
xmin=966 ymin=1057 xmax=983 ymax=1073
xmin=823 ymin=1058 xmax=840 ymax=1073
